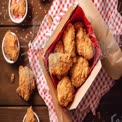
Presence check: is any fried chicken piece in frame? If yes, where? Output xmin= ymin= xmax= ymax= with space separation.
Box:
xmin=11 ymin=73 xmax=15 ymax=83
xmin=62 ymin=23 xmax=76 ymax=57
xmin=54 ymin=41 xmax=64 ymax=53
xmin=49 ymin=53 xmax=73 ymax=76
xmin=16 ymin=66 xmax=35 ymax=101
xmin=76 ymin=35 xmax=94 ymax=60
xmin=74 ymin=22 xmax=94 ymax=60
xmin=25 ymin=106 xmax=36 ymax=122
xmin=4 ymin=31 xmax=19 ymax=61
xmin=57 ymin=76 xmax=74 ymax=107
xmin=54 ymin=41 xmax=65 ymax=79
xmin=10 ymin=0 xmax=26 ymax=17
xmin=74 ymin=22 xmax=84 ymax=40
xmin=70 ymin=57 xmax=89 ymax=88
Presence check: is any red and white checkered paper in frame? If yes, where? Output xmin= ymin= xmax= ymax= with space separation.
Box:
xmin=28 ymin=0 xmax=122 ymax=121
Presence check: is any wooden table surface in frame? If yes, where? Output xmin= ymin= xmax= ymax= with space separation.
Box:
xmin=0 ymin=0 xmax=122 ymax=122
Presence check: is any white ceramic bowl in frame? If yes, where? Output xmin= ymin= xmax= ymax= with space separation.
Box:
xmin=2 ymin=32 xmax=20 ymax=64
xmin=8 ymin=0 xmax=28 ymax=23
xmin=23 ymin=112 xmax=40 ymax=122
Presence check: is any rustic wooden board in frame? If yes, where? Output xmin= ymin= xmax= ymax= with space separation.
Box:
xmin=0 ymin=0 xmax=122 ymax=121
xmin=0 ymin=106 xmax=49 ymax=122
xmin=0 ymin=27 xmax=46 ymax=105
xmin=0 ymin=0 xmax=52 ymax=26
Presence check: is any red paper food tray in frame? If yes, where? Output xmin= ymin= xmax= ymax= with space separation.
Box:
xmin=43 ymin=6 xmax=101 ymax=88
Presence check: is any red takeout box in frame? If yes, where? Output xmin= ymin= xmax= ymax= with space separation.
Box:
xmin=42 ymin=6 xmax=102 ymax=110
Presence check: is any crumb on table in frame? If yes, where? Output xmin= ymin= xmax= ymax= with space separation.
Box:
xmin=11 ymin=73 xmax=15 ymax=83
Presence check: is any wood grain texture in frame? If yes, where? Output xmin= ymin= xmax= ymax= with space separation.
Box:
xmin=0 ymin=27 xmax=45 ymax=105
xmin=0 ymin=106 xmax=49 ymax=122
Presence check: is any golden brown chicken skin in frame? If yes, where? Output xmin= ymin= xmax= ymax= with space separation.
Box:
xmin=62 ymin=23 xmax=76 ymax=57
xmin=57 ymin=76 xmax=74 ymax=107
xmin=10 ymin=0 xmax=26 ymax=17
xmin=74 ymin=22 xmax=94 ymax=60
xmin=16 ymin=66 xmax=35 ymax=101
xmin=49 ymin=53 xmax=73 ymax=76
xmin=25 ymin=106 xmax=36 ymax=122
xmin=76 ymin=35 xmax=94 ymax=60
xmin=4 ymin=31 xmax=19 ymax=61
xmin=54 ymin=40 xmax=64 ymax=53
xmin=74 ymin=22 xmax=84 ymax=40
xmin=54 ymin=41 xmax=66 ymax=79
xmin=56 ymin=73 xmax=67 ymax=80
xmin=70 ymin=57 xmax=89 ymax=88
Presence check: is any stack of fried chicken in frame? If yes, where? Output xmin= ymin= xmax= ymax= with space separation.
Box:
xmin=48 ymin=22 xmax=94 ymax=107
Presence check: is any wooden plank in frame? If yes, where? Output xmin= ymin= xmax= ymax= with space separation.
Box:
xmin=0 ymin=106 xmax=49 ymax=122
xmin=0 ymin=27 xmax=46 ymax=105
xmin=0 ymin=0 xmax=52 ymax=26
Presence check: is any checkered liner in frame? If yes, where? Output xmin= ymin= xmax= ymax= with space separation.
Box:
xmin=28 ymin=0 xmax=122 ymax=121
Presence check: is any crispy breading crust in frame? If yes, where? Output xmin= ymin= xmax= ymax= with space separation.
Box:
xmin=4 ymin=31 xmax=19 ymax=61
xmin=70 ymin=57 xmax=89 ymax=88
xmin=54 ymin=41 xmax=65 ymax=79
xmin=25 ymin=106 xmax=36 ymax=122
xmin=49 ymin=53 xmax=73 ymax=75
xmin=76 ymin=35 xmax=94 ymax=60
xmin=62 ymin=23 xmax=76 ymax=57
xmin=74 ymin=22 xmax=94 ymax=60
xmin=57 ymin=76 xmax=74 ymax=107
xmin=10 ymin=0 xmax=26 ymax=16
xmin=16 ymin=66 xmax=35 ymax=101
xmin=54 ymin=41 xmax=64 ymax=53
